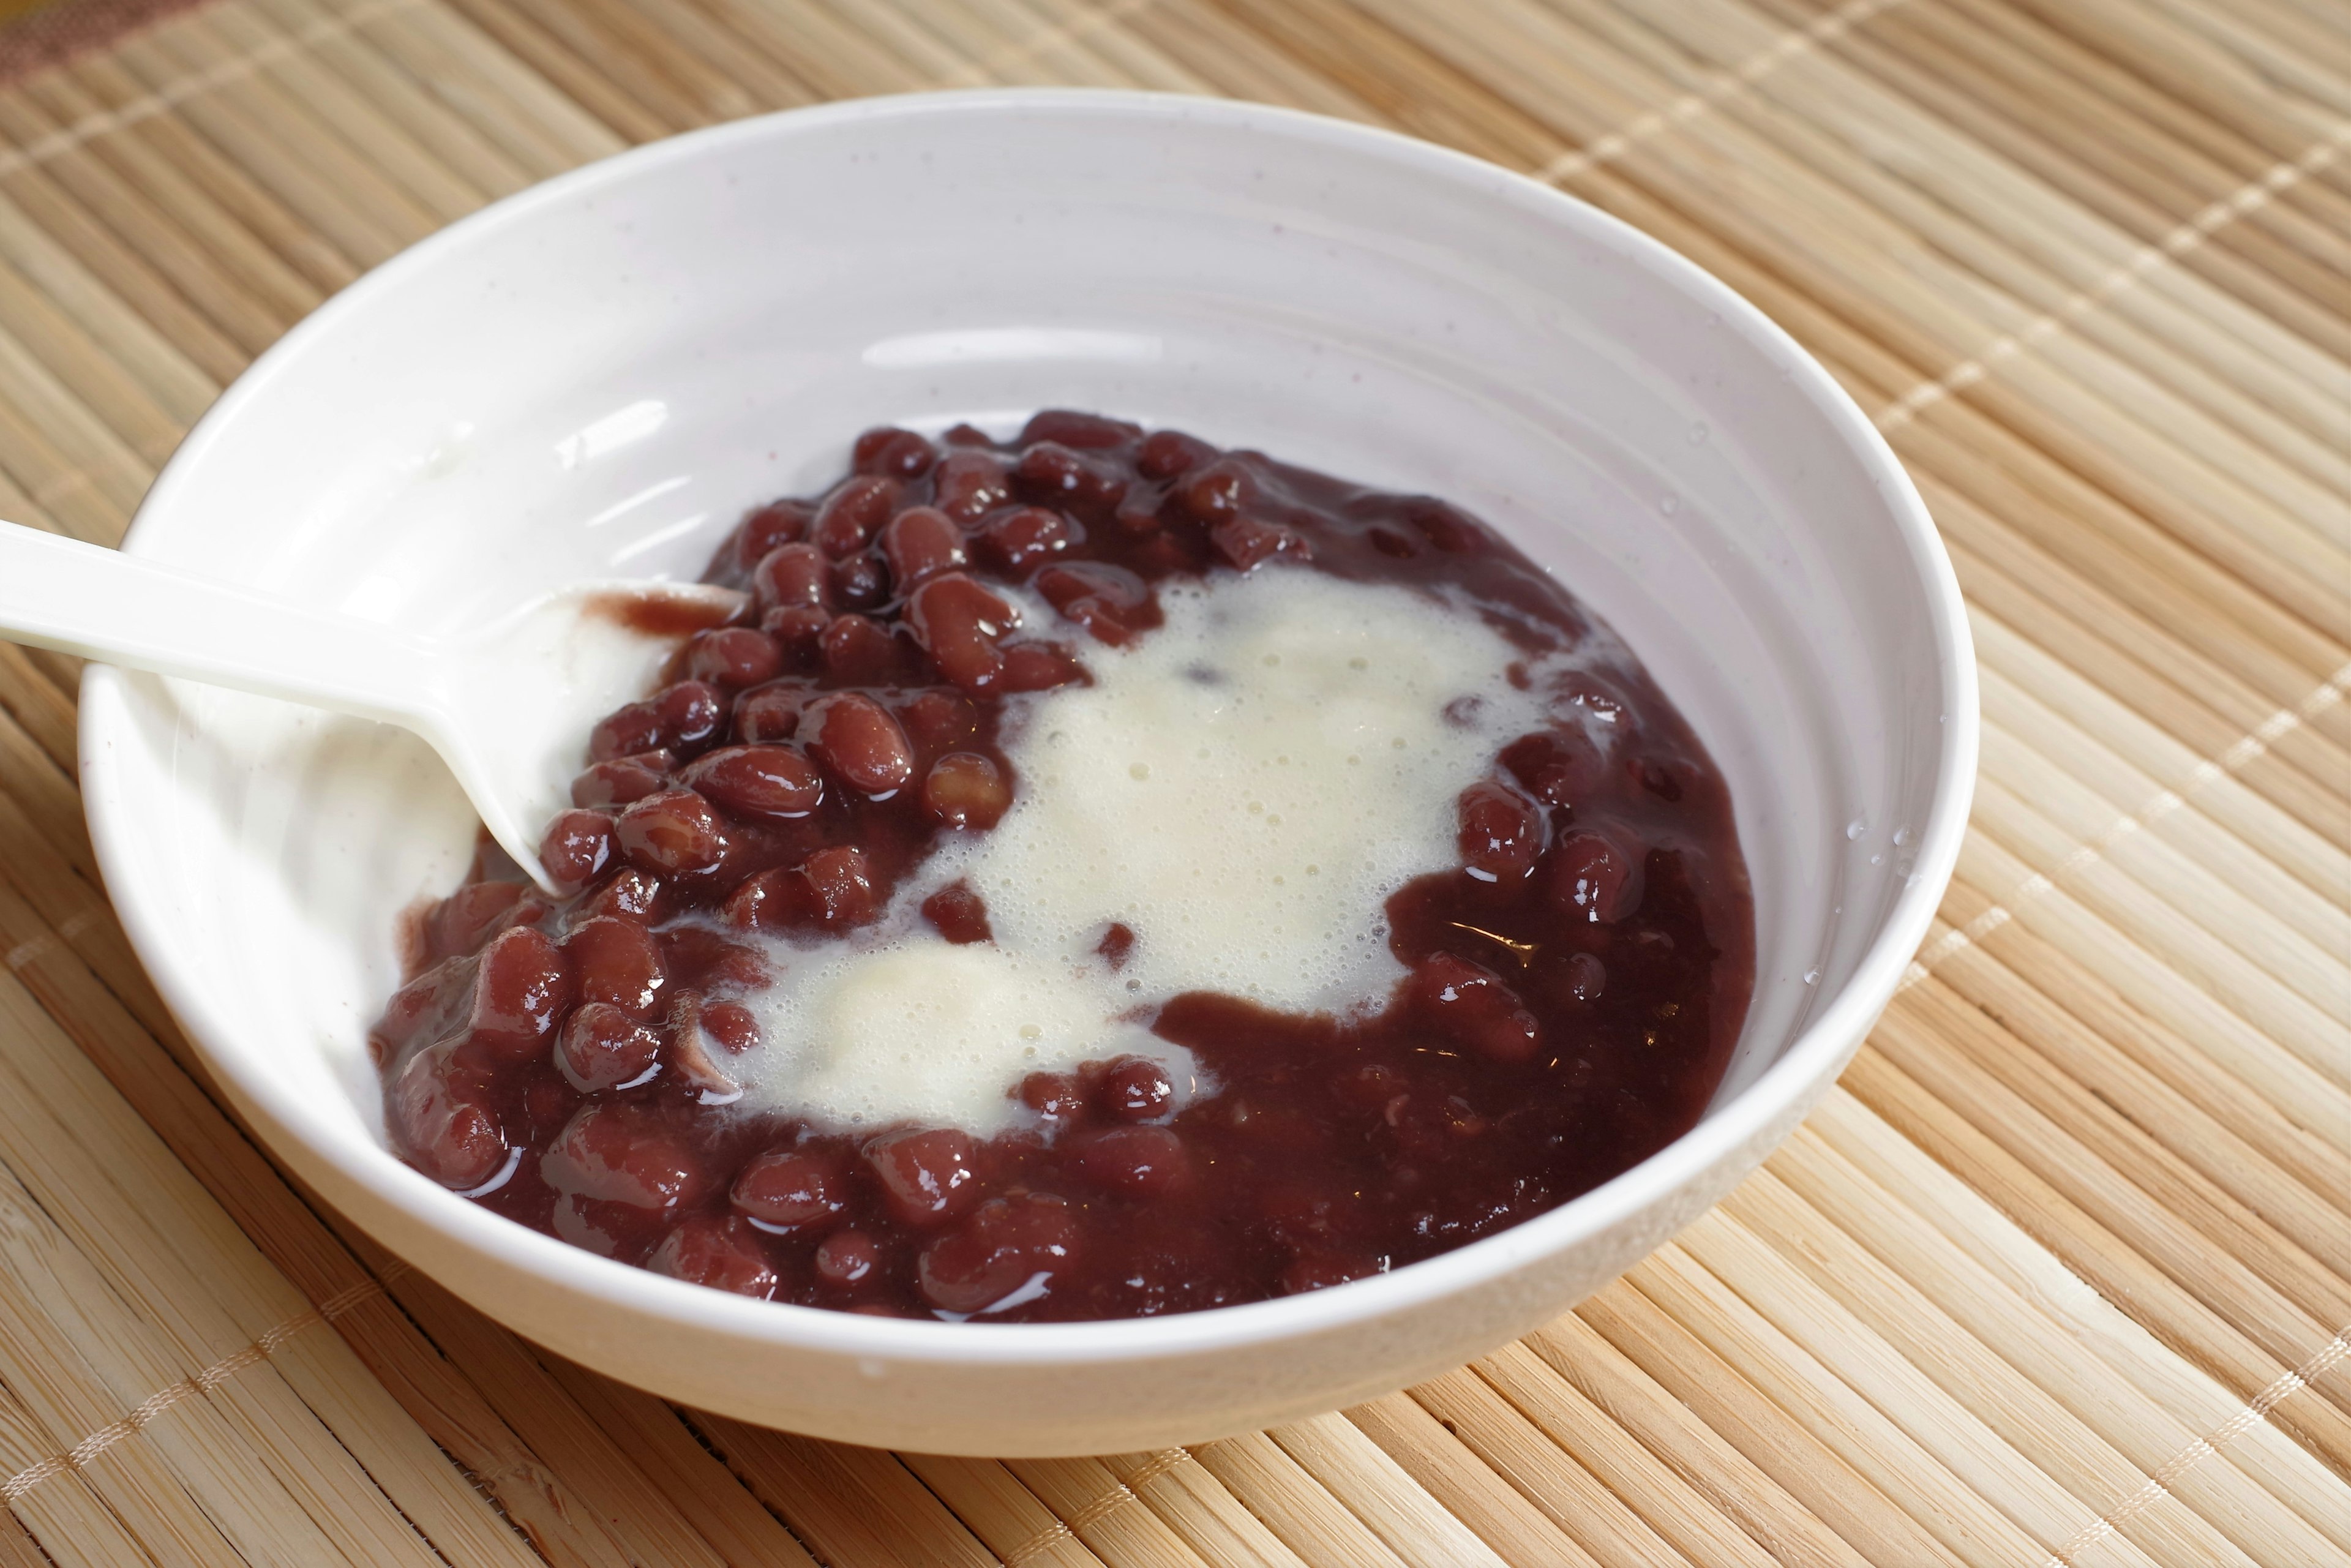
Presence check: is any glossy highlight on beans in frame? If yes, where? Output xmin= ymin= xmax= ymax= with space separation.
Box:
xmin=370 ymin=412 xmax=1752 ymax=1321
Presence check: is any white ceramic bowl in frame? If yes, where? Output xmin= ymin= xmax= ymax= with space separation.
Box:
xmin=80 ymin=90 xmax=1974 ymax=1455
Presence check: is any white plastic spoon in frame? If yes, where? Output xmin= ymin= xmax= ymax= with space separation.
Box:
xmin=0 ymin=520 xmax=746 ymax=895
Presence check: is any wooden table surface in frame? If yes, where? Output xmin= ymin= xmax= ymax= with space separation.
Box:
xmin=0 ymin=0 xmax=2342 ymax=1563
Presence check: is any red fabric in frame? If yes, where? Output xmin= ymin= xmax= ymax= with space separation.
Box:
xmin=0 ymin=0 xmax=214 ymax=83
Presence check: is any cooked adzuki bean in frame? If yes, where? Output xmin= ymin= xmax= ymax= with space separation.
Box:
xmin=813 ymin=475 xmax=899 ymax=558
xmin=571 ymin=751 xmax=675 ymax=810
xmin=801 ymin=692 xmax=914 ymax=796
xmin=564 ymin=915 xmax=664 ymax=1016
xmin=557 ymin=1002 xmax=661 ymax=1093
xmin=1097 ymin=1056 xmax=1174 ymax=1122
xmin=650 ymin=1213 xmax=781 ymax=1297
xmin=853 ymin=426 xmax=937 ymax=480
xmin=917 ymin=1193 xmax=1078 ymax=1314
xmin=614 ymin=789 xmax=727 ymax=876
xmin=732 ymin=1147 xmax=847 ymax=1230
xmin=684 ymin=628 xmax=783 ymax=691
xmin=752 ymin=542 xmax=830 ymax=613
xmin=732 ymin=500 xmax=811 ymax=571
xmin=920 ymin=752 xmax=1009 ymax=828
xmin=683 ymin=745 xmax=823 ymax=819
xmin=864 ymin=1127 xmax=983 ymax=1226
xmin=879 ymin=506 xmax=966 ymax=586
xmin=373 ymin=413 xmax=1750 ymax=1324
xmin=1457 ymin=778 xmax=1546 ymax=882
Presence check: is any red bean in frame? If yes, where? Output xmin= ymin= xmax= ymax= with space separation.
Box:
xmin=864 ymin=1127 xmax=983 ymax=1226
xmin=880 ymin=506 xmax=966 ymax=586
xmin=576 ymin=869 xmax=661 ymax=923
xmin=653 ymin=681 xmax=726 ymax=753
xmin=932 ymin=450 xmax=1012 ymax=523
xmin=752 ymin=542 xmax=831 ymax=613
xmin=684 ymin=627 xmax=783 ymax=690
xmin=803 ymin=693 xmax=915 ymax=795
xmin=662 ymin=992 xmax=744 ymax=1103
xmin=615 ymin=789 xmax=727 ymax=876
xmin=1017 ymin=1071 xmax=1084 ymax=1125
xmin=1408 ymin=951 xmax=1540 ymax=1063
xmin=813 ymin=1229 xmax=880 ymax=1289
xmin=732 ymin=500 xmax=812 ymax=571
xmin=588 ymin=700 xmax=663 ymax=763
xmin=1457 ymin=779 xmax=1545 ymax=881
xmin=388 ymin=1041 xmax=506 ymax=1188
xmin=702 ymin=1000 xmax=760 ymax=1054
xmin=571 ymin=750 xmax=674 ymax=809
xmin=683 ymin=744 xmax=823 ymax=818
xmin=1633 ymin=756 xmax=1685 ymax=801
xmin=1547 ymin=830 xmax=1640 ymax=923
xmin=1136 ymin=429 xmax=1215 ymax=480
xmin=538 ymin=811 xmax=615 ymax=895
xmin=1499 ymin=727 xmax=1607 ymax=808
xmin=427 ymin=880 xmax=529 ymax=961
xmin=730 ymin=681 xmax=806 ymax=743
xmin=1210 ymin=515 xmax=1307 ymax=571
xmin=800 ymin=846 xmax=878 ymax=927
xmin=1401 ymin=497 xmax=1485 ymax=553
xmin=894 ymin=688 xmax=980 ymax=760
xmin=816 ymin=613 xmax=901 ymax=686
xmin=997 ymin=641 xmax=1084 ymax=692
xmin=556 ymin=1002 xmax=662 ymax=1092
xmin=467 ymin=925 xmax=573 ymax=1062
xmin=1033 ymin=561 xmax=1160 ymax=645
xmin=721 ymin=866 xmax=794 ymax=932
xmin=760 ymin=604 xmax=832 ymax=666
xmin=921 ymin=752 xmax=1010 ymax=828
xmin=920 ymin=880 xmax=992 ymax=944
xmin=1095 ymin=922 xmax=1135 ymax=969
xmin=732 ymin=1147 xmax=847 ymax=1230
xmin=1175 ymin=458 xmax=1251 ymax=520
xmin=724 ymin=853 xmax=876 ymax=932
xmin=813 ymin=475 xmax=899 ymax=557
xmin=917 ymin=1193 xmax=1079 ymax=1314
xmin=541 ymin=1102 xmax=713 ymax=1213
xmin=1565 ymin=951 xmax=1607 ymax=1002
xmin=373 ymin=954 xmax=479 ymax=1059
xmin=830 ymin=550 xmax=890 ymax=612
xmin=658 ymin=926 xmax=771 ymax=991
xmin=563 ymin=914 xmax=664 ymax=1016
xmin=1097 ymin=1056 xmax=1174 ymax=1121
xmin=648 ymin=1214 xmax=779 ymax=1298
xmin=1069 ymin=1125 xmax=1189 ymax=1196
xmin=1015 ymin=441 xmax=1127 ymax=519
xmin=851 ymin=426 xmax=937 ymax=479
xmin=1018 ymin=410 xmax=1139 ymax=449
xmin=905 ymin=574 xmax=1019 ymax=691
xmin=977 ymin=505 xmax=1079 ymax=572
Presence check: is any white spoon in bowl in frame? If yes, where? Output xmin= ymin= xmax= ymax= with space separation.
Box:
xmin=0 ymin=520 xmax=746 ymax=895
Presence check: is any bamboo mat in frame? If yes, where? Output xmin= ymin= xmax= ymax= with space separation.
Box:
xmin=0 ymin=0 xmax=2341 ymax=1561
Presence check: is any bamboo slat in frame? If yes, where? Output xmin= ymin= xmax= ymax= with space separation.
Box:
xmin=0 ymin=0 xmax=2340 ymax=1562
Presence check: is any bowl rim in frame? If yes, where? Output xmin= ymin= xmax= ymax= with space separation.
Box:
xmin=82 ymin=86 xmax=1978 ymax=1368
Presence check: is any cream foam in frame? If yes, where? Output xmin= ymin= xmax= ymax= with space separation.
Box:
xmin=735 ymin=567 xmax=1556 ymax=1135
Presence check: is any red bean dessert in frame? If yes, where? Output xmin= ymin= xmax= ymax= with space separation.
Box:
xmin=372 ymin=411 xmax=1753 ymax=1321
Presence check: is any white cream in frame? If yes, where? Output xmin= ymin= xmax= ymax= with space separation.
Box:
xmin=737 ymin=568 xmax=1556 ymax=1135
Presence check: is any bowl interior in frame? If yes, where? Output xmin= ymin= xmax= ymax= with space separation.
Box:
xmin=84 ymin=92 xmax=1958 ymax=1316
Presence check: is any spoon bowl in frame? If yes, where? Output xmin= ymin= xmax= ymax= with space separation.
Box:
xmin=0 ymin=519 xmax=741 ymax=893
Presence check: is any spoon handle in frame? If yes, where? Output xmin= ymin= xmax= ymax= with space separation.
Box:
xmin=0 ymin=520 xmax=435 ymax=727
